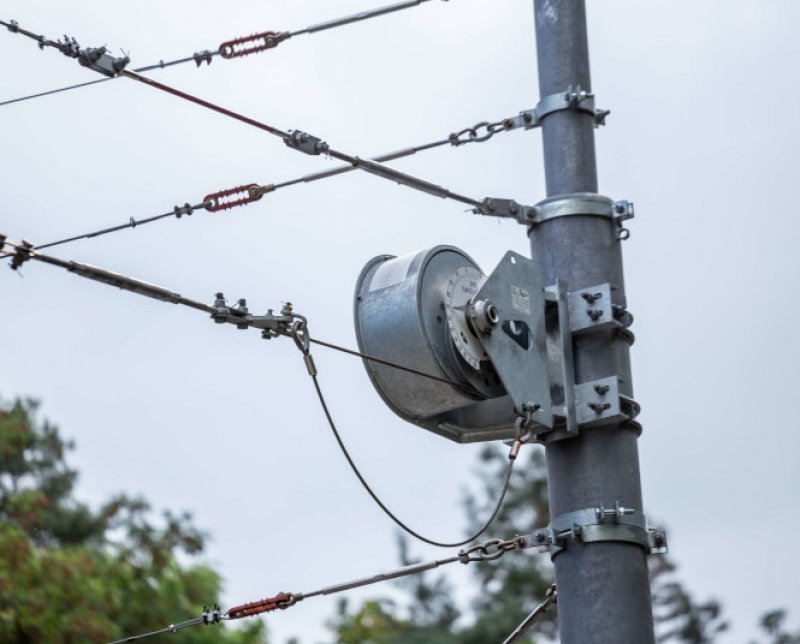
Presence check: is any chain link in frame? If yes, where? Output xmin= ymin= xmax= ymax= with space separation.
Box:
xmin=449 ymin=118 xmax=516 ymax=146
xmin=458 ymin=535 xmax=525 ymax=563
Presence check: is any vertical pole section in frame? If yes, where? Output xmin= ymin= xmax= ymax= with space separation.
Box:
xmin=530 ymin=1 xmax=655 ymax=642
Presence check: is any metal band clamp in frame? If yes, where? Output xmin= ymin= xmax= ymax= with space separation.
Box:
xmin=519 ymin=85 xmax=610 ymax=130
xmin=472 ymin=194 xmax=633 ymax=239
xmin=529 ymin=503 xmax=667 ymax=560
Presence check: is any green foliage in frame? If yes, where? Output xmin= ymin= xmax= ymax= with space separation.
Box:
xmin=0 ymin=396 xmax=267 ymax=644
xmin=749 ymin=610 xmax=800 ymax=644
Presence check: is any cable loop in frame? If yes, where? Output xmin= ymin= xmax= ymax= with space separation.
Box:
xmin=290 ymin=317 xmax=310 ymax=353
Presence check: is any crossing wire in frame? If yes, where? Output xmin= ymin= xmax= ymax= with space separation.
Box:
xmin=2 ymin=111 xmax=522 ymax=256
xmin=0 ymin=1 xmax=444 ymax=107
xmin=120 ymin=68 xmax=484 ymax=208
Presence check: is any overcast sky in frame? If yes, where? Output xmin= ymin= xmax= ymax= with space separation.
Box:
xmin=2 ymin=1 xmax=799 ymax=642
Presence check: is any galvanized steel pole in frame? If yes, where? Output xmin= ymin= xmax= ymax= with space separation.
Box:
xmin=529 ymin=1 xmax=655 ymax=641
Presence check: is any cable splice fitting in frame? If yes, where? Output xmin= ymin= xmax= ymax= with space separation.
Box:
xmin=284 ymin=130 xmax=329 ymax=156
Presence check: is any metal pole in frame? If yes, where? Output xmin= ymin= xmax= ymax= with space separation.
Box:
xmin=529 ymin=1 xmax=654 ymax=642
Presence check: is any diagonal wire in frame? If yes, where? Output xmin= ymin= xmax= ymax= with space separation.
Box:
xmin=2 ymin=111 xmax=521 ymax=259
xmin=0 ymin=238 xmax=463 ymax=388
xmin=0 ymin=52 xmax=219 ymax=108
xmin=309 ymin=337 xmax=462 ymax=387
xmin=502 ymin=584 xmax=558 ymax=644
xmin=1 ymin=1 xmax=442 ymax=108
xmin=108 ymin=617 xmax=205 ymax=644
xmin=112 ymin=534 xmax=538 ymax=643
xmin=120 ymin=69 xmax=483 ymax=208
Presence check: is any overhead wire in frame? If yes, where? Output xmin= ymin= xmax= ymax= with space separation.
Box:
xmin=1 ymin=17 xmax=490 ymax=210
xmin=2 ymin=235 xmax=520 ymax=548
xmin=111 ymin=533 xmax=541 ymax=643
xmin=0 ymin=237 xmax=461 ymax=388
xmin=1 ymin=112 xmax=523 ymax=258
xmin=1 ymin=1 xmax=442 ymax=108
xmin=120 ymin=69 xmax=483 ymax=208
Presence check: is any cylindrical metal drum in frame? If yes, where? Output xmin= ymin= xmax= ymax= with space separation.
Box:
xmin=354 ymin=246 xmax=508 ymax=437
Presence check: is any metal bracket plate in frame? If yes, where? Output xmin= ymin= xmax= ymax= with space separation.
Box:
xmin=575 ymin=375 xmax=640 ymax=427
xmin=568 ymin=283 xmax=619 ymax=334
xmin=473 ymin=251 xmax=552 ymax=429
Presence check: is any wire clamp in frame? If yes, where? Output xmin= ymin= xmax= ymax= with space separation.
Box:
xmin=7 ymin=20 xmax=19 ymax=33
xmin=219 ymin=30 xmax=290 ymax=59
xmin=472 ymin=197 xmax=537 ymax=224
xmin=201 ymin=604 xmax=224 ymax=625
xmin=520 ymin=85 xmax=609 ymax=129
xmin=193 ymin=49 xmax=214 ymax=67
xmin=284 ymin=130 xmax=329 ymax=156
xmin=8 ymin=239 xmax=33 ymax=270
xmin=57 ymin=36 xmax=130 ymax=77
xmin=210 ymin=294 xmax=306 ymax=342
xmin=173 ymin=202 xmax=195 ymax=218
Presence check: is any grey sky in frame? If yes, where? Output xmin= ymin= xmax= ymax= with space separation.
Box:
xmin=2 ymin=1 xmax=798 ymax=642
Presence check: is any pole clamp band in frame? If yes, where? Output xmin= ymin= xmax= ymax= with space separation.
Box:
xmin=519 ymin=85 xmax=610 ymax=129
xmin=529 ymin=503 xmax=668 ymax=560
xmin=472 ymin=193 xmax=633 ymax=240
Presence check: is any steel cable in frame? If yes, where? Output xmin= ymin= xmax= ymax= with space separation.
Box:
xmin=1 ymin=1 xmax=441 ymax=108
xmin=307 ymin=369 xmax=515 ymax=548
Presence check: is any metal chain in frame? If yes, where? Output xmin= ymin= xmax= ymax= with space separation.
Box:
xmin=448 ymin=117 xmax=518 ymax=146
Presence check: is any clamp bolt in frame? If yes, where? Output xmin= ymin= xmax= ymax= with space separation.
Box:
xmin=586 ymin=309 xmax=604 ymax=321
xmin=593 ymin=384 xmax=610 ymax=395
xmin=588 ymin=402 xmax=611 ymax=414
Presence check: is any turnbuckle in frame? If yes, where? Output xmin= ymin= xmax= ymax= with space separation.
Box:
xmin=203 ymin=184 xmax=262 ymax=212
xmin=219 ymin=31 xmax=290 ymax=59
